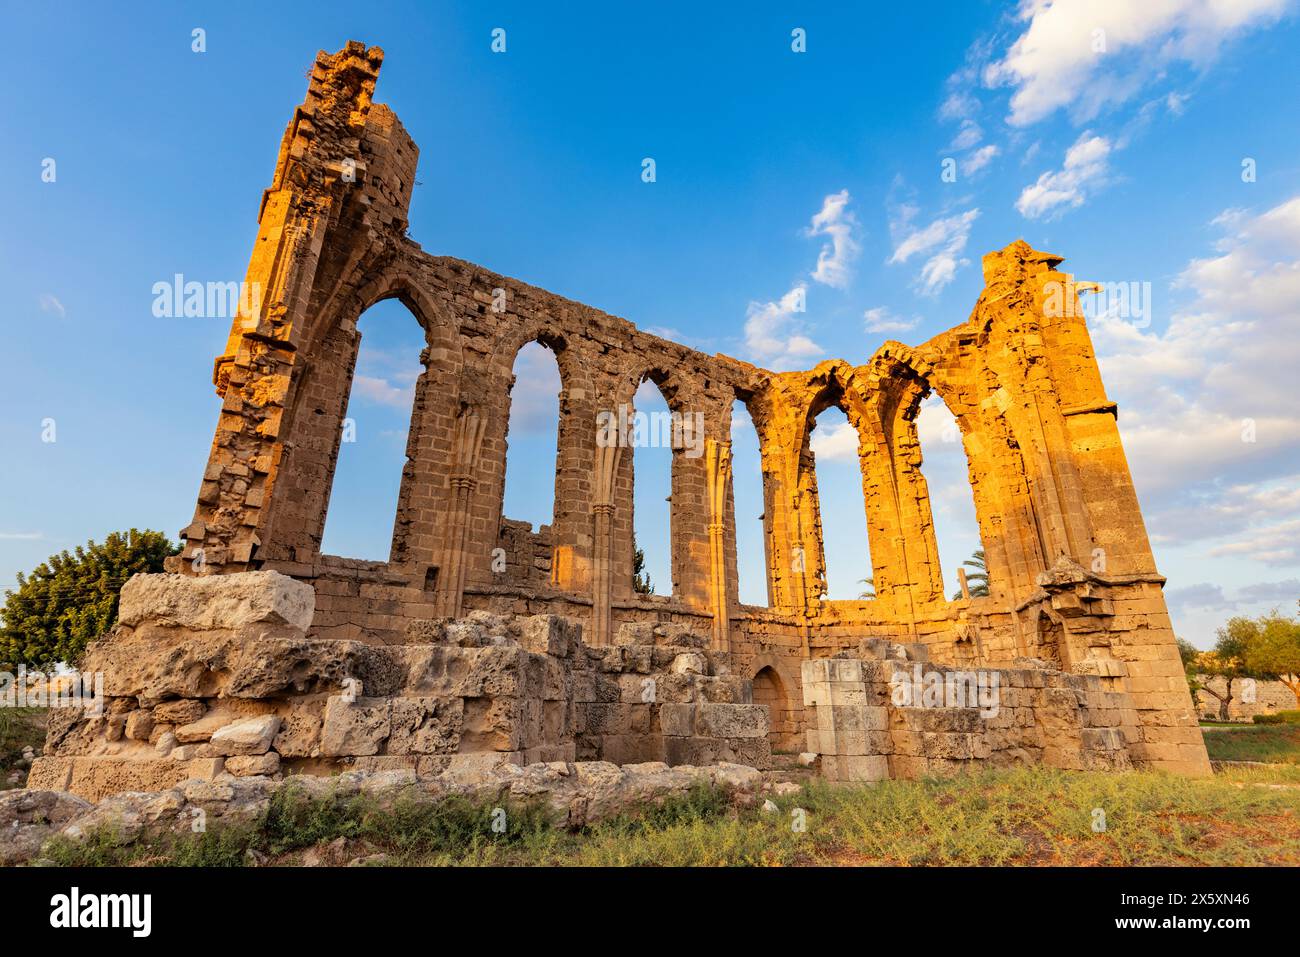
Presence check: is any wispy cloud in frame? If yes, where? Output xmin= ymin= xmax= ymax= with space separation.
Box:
xmin=1166 ymin=578 xmax=1300 ymax=613
xmin=949 ymin=119 xmax=983 ymax=151
xmin=863 ymin=307 xmax=920 ymax=334
xmin=962 ymin=144 xmax=1000 ymax=177
xmin=39 ymin=294 xmax=65 ymax=318
xmin=1015 ymin=131 xmax=1111 ymax=219
xmin=352 ymin=375 xmax=414 ymax=409
xmin=807 ymin=189 xmax=860 ymax=289
xmin=1093 ymin=195 xmax=1300 ymax=566
xmin=744 ymin=284 xmax=821 ymax=370
xmin=744 ymin=191 xmax=860 ymax=368
xmin=888 ymin=206 xmax=981 ymax=295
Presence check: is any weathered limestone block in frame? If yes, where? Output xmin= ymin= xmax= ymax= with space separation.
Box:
xmin=693 ymin=676 xmax=751 ymax=704
xmin=388 ymin=697 xmax=464 ymax=755
xmin=461 ymin=696 xmax=530 ymax=751
xmin=28 ymin=755 xmax=226 ymax=802
xmin=225 ymin=753 xmax=281 ymax=776
xmin=155 ymin=700 xmax=207 ymax=724
xmin=664 ymin=735 xmax=770 ymax=768
xmin=321 ymin=696 xmax=391 ymax=756
xmin=124 ymin=710 xmax=154 ymax=742
xmin=175 ymin=711 xmax=238 ymax=744
xmin=118 ymin=570 xmax=314 ymax=632
xmin=670 ymin=652 xmax=707 ymax=676
xmin=273 ymin=703 xmax=324 ymax=757
xmin=824 ymin=754 xmax=890 ymax=782
xmin=695 ymin=703 xmax=769 ymax=739
xmin=517 ymin=615 xmax=580 ymax=658
xmin=659 ymin=703 xmax=696 ymax=736
xmin=84 ymin=628 xmax=391 ymax=701
xmin=210 ymin=715 xmax=281 ymax=756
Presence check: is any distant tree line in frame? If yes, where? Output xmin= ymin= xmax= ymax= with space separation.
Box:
xmin=1178 ymin=603 xmax=1300 ymax=720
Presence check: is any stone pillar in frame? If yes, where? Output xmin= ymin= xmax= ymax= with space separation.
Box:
xmin=591 ymin=442 xmax=623 ymax=646
xmin=705 ymin=439 xmax=732 ymax=652
xmin=438 ymin=408 xmax=486 ymax=617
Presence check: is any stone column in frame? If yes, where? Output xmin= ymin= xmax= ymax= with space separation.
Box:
xmin=705 ymin=439 xmax=732 ymax=652
xmin=591 ymin=441 xmax=623 ymax=646
xmin=438 ymin=408 xmax=486 ymax=617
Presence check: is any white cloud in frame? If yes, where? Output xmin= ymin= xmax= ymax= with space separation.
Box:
xmin=807 ymin=190 xmax=860 ymax=289
xmin=949 ymin=119 xmax=983 ymax=151
xmin=1095 ymin=195 xmax=1300 ymax=565
xmin=962 ymin=144 xmax=1000 ymax=177
xmin=863 ymin=307 xmax=920 ymax=334
xmin=744 ymin=283 xmax=822 ymax=370
xmin=985 ymin=0 xmax=1289 ymax=127
xmin=350 ymin=343 xmax=423 ymax=411
xmin=1015 ymin=131 xmax=1111 ymax=219
xmin=352 ymin=375 xmax=414 ymax=409
xmin=889 ymin=207 xmax=981 ymax=295
xmin=743 ymin=192 xmax=861 ymax=368
xmin=507 ymin=342 xmax=563 ymax=435
xmin=810 ymin=419 xmax=859 ymax=461
xmin=0 ymin=531 xmax=45 ymax=540
xmin=39 ymin=294 xmax=65 ymax=318
xmin=1166 ymin=578 xmax=1300 ymax=612
xmin=940 ymin=89 xmax=980 ymax=122
xmin=1209 ymin=518 xmax=1300 ymax=567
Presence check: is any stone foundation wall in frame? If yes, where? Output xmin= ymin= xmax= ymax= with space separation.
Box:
xmin=801 ymin=640 xmax=1135 ymax=781
xmin=29 ymin=572 xmax=769 ymax=802
xmin=28 ymin=571 xmax=1203 ymax=802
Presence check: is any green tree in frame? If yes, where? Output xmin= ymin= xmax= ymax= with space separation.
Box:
xmin=858 ymin=576 xmax=875 ymax=600
xmin=1241 ymin=607 xmax=1300 ymax=706
xmin=1176 ymin=637 xmax=1205 ymax=706
xmin=0 ymin=529 xmax=179 ymax=668
xmin=632 ymin=546 xmax=654 ymax=595
xmin=1192 ymin=621 xmax=1255 ymax=721
xmin=950 ymin=549 xmax=989 ymax=600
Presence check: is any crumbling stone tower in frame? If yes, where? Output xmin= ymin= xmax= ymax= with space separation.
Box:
xmin=170 ymin=42 xmax=1210 ymax=777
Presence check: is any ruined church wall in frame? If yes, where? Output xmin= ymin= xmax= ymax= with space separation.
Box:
xmin=167 ymin=42 xmax=1210 ymax=777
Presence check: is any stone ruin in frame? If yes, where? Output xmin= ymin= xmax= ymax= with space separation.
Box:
xmin=29 ymin=41 xmax=1210 ymax=801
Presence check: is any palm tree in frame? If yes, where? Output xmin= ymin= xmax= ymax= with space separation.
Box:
xmin=951 ymin=549 xmax=989 ymax=600
xmin=858 ymin=576 xmax=875 ymax=599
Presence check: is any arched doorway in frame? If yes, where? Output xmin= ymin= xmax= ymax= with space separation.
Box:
xmin=752 ymin=665 xmax=799 ymax=753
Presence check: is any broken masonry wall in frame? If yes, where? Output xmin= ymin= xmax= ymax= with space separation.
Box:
xmin=163 ymin=42 xmax=1206 ymax=777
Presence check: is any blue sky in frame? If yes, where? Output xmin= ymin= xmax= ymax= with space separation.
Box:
xmin=3 ymin=1 xmax=1299 ymax=647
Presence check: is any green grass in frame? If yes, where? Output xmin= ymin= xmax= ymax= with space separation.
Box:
xmin=35 ymin=765 xmax=1300 ymax=867
xmin=1203 ymin=723 xmax=1300 ymax=764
